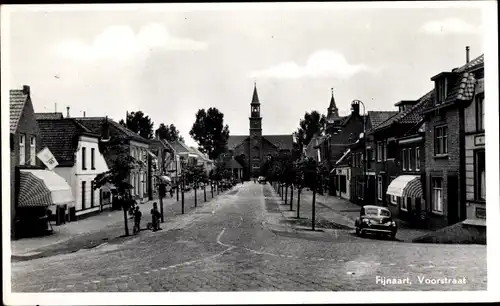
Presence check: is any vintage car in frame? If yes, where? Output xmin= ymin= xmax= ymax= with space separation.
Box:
xmin=354 ymin=205 xmax=397 ymax=239
xmin=257 ymin=176 xmax=266 ymax=184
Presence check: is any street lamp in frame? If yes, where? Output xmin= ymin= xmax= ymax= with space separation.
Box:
xmin=352 ymin=99 xmax=367 ymax=206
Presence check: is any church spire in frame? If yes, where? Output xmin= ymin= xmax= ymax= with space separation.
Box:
xmin=251 ymin=82 xmax=260 ymax=104
xmin=327 ymin=88 xmax=339 ymax=120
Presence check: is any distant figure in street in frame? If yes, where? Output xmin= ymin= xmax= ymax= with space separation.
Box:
xmin=169 ymin=186 xmax=174 ymax=198
xmin=133 ymin=206 xmax=142 ymax=234
xmin=151 ymin=202 xmax=162 ymax=231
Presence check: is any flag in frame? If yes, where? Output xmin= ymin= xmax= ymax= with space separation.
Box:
xmin=36 ymin=147 xmax=59 ymax=170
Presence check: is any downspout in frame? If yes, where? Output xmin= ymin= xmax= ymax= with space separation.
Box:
xmin=459 ymin=106 xmax=466 ymax=221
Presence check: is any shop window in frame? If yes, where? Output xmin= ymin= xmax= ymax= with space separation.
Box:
xmin=475 ymin=150 xmax=486 ymax=201
xmin=82 ymin=181 xmax=87 ymax=209
xmin=434 ymin=126 xmax=448 ymax=155
xmin=377 ymin=176 xmax=383 ymax=200
xmin=401 ymin=197 xmax=408 ymax=211
xmin=19 ymin=134 xmax=26 ymax=165
xmin=432 ymin=178 xmax=443 ymax=213
xmin=91 ymin=181 xmax=95 ymax=207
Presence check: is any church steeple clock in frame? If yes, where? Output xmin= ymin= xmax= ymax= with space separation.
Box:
xmin=249 ymin=83 xmax=263 ymax=175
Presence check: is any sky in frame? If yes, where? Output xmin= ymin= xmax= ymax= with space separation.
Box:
xmin=4 ymin=3 xmax=486 ymax=147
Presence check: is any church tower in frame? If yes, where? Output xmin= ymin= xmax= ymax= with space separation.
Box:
xmin=249 ymin=83 xmax=263 ymax=175
xmin=326 ymin=88 xmax=340 ymax=121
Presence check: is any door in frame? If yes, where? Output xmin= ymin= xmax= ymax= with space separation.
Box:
xmin=447 ymin=175 xmax=459 ymax=225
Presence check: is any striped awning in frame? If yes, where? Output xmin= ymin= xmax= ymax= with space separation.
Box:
xmin=18 ymin=169 xmax=74 ymax=207
xmin=386 ymin=175 xmax=422 ymax=198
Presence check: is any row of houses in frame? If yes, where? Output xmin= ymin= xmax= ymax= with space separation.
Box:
xmin=9 ymin=88 xmax=213 ymax=238
xmin=306 ymin=47 xmax=485 ymax=230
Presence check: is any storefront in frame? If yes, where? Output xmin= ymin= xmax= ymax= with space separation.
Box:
xmin=15 ymin=168 xmax=74 ymax=238
xmin=386 ymin=175 xmax=425 ymax=226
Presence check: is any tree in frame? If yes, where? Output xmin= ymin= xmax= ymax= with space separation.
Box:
xmin=189 ymin=108 xmax=230 ymax=160
xmin=156 ymin=123 xmax=185 ymax=143
xmin=295 ymin=111 xmax=326 ymax=154
xmin=119 ymin=111 xmax=154 ymax=139
xmin=93 ymin=136 xmax=146 ymax=236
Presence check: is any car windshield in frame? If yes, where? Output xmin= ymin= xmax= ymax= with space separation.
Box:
xmin=380 ymin=210 xmax=391 ymax=217
xmin=364 ymin=208 xmax=379 ymax=215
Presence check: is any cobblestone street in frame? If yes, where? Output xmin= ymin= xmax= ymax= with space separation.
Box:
xmin=10 ymin=182 xmax=487 ymax=292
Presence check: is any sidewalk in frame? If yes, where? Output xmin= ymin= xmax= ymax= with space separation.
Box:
xmin=10 ymin=188 xmax=210 ymax=257
xmin=271 ymin=184 xmax=431 ymax=242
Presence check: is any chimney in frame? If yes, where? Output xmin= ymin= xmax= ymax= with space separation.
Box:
xmin=101 ymin=116 xmax=110 ymax=142
xmin=83 ymin=111 xmax=86 ymax=118
xmin=22 ymin=85 xmax=30 ymax=96
xmin=351 ymin=100 xmax=360 ymax=116
xmin=466 ymin=46 xmax=470 ymax=63
xmin=66 ymin=106 xmax=70 ymax=118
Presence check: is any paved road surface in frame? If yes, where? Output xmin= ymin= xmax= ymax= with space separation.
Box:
xmin=11 ymin=182 xmax=486 ymax=292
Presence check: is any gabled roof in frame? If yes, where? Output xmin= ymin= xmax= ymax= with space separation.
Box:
xmin=190 ymin=146 xmax=213 ymax=162
xmin=373 ymin=90 xmax=434 ymax=132
xmin=37 ymin=118 xmax=99 ymax=167
xmin=226 ymin=158 xmax=243 ymax=169
xmin=35 ymin=112 xmax=64 ymax=120
xmin=366 ymin=111 xmax=398 ymax=130
xmin=454 ymin=54 xmax=484 ymax=73
xmin=169 ymin=139 xmax=193 ymax=155
xmin=227 ymin=135 xmax=249 ymax=150
xmin=10 ymin=89 xmax=29 ymax=134
xmin=75 ymin=117 xmax=150 ymax=144
xmin=263 ymin=134 xmax=294 ymax=151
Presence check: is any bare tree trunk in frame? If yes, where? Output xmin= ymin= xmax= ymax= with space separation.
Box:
xmin=285 ymin=185 xmax=288 ymax=205
xmin=204 ymin=185 xmax=207 ymax=202
xmin=194 ymin=187 xmax=197 ymax=207
xmin=297 ymin=188 xmax=301 ymax=218
xmin=160 ymin=195 xmax=164 ymax=223
xmin=290 ymin=185 xmax=294 ymax=211
xmin=312 ymin=186 xmax=316 ymax=231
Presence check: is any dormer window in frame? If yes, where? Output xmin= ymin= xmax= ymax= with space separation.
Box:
xmin=435 ymin=78 xmax=448 ymax=105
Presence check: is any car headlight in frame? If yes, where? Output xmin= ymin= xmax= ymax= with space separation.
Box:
xmin=362 ymin=218 xmax=369 ymax=223
xmin=391 ymin=221 xmax=396 ymax=227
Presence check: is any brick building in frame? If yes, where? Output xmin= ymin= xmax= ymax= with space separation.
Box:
xmin=226 ymin=84 xmax=294 ymax=180
xmin=10 ymin=86 xmax=73 ymax=238
xmin=421 ymin=51 xmax=483 ymax=228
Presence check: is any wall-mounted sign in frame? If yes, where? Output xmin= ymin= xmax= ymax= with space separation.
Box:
xmin=476 ymin=79 xmax=484 ymax=94
xmin=37 ymin=147 xmax=59 ymax=170
xmin=474 ymin=135 xmax=485 ymax=146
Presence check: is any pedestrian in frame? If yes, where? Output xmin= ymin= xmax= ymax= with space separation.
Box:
xmin=133 ymin=206 xmax=142 ymax=234
xmin=150 ymin=202 xmax=162 ymax=231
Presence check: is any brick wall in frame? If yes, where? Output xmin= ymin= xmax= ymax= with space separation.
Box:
xmin=424 ymin=107 xmax=462 ymax=228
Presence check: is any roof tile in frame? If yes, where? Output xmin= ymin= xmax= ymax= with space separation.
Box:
xmin=10 ymin=90 xmax=28 ymax=134
xmin=35 ymin=112 xmax=64 ymax=120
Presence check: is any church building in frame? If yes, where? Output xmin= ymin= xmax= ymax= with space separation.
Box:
xmin=224 ymin=84 xmax=294 ymax=180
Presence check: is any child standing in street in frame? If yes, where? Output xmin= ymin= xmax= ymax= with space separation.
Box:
xmin=133 ymin=206 xmax=142 ymax=234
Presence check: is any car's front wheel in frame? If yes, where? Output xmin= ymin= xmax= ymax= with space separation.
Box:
xmin=355 ymin=227 xmax=360 ymax=236
xmin=390 ymin=232 xmax=396 ymax=240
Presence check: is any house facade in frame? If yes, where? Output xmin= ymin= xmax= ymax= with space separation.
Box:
xmin=421 ymin=52 xmax=482 ymax=229
xmin=10 ymin=86 xmax=74 ymax=238
xmin=36 ymin=117 xmax=111 ymax=219
xmin=75 ymin=117 xmax=152 ymax=202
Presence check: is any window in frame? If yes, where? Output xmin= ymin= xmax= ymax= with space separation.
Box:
xmin=90 ymin=181 xmax=95 ymax=207
xmin=30 ymin=136 xmax=36 ymax=165
xmin=358 ymin=181 xmax=364 ymax=200
xmin=432 ymin=178 xmax=443 ymax=213
xmin=81 ymin=181 xmax=87 ymax=209
xmin=82 ymin=147 xmax=87 ymax=170
xmin=360 ymin=153 xmax=364 ymax=168
xmin=390 ymin=195 xmax=398 ymax=205
xmin=377 ymin=176 xmax=383 ymax=200
xmin=401 ymin=149 xmax=407 ymax=170
xmin=408 ymin=148 xmax=413 ymax=171
xmin=383 ymin=142 xmax=387 ymax=161
xmin=370 ymin=149 xmax=375 ymax=161
xmin=91 ymin=148 xmax=95 ymax=169
xmin=476 ymin=93 xmax=484 ymax=131
xmin=19 ymin=134 xmax=26 ymax=165
xmin=475 ymin=150 xmax=486 ymax=201
xmin=435 ymin=78 xmax=447 ymax=105
xmin=416 ymin=147 xmax=420 ymax=171
xmin=401 ymin=197 xmax=408 ymax=211
xmin=339 ymin=175 xmax=347 ymax=193
xmin=377 ymin=142 xmax=383 ymax=162
xmin=434 ymin=126 xmax=448 ymax=155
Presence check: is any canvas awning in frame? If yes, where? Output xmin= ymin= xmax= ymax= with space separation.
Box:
xmin=159 ymin=176 xmax=172 ymax=184
xmin=18 ymin=169 xmax=74 ymax=207
xmin=386 ymin=175 xmax=422 ymax=198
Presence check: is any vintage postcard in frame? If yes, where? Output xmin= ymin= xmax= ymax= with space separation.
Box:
xmin=2 ymin=1 xmax=498 ymax=305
